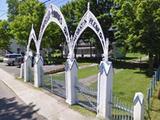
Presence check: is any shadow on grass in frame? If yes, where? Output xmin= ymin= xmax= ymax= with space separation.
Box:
xmin=0 ymin=97 xmax=43 ymax=120
xmin=111 ymin=59 xmax=153 ymax=76
xmin=121 ymin=56 xmax=138 ymax=60
xmin=150 ymin=108 xmax=160 ymax=112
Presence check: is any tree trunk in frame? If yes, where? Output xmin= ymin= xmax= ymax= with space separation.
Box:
xmin=148 ymin=53 xmax=154 ymax=75
xmin=154 ymin=54 xmax=159 ymax=68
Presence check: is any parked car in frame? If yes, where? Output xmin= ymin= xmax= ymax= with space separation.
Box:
xmin=3 ymin=53 xmax=23 ymax=66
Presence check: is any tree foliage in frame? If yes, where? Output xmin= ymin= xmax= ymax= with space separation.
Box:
xmin=0 ymin=20 xmax=11 ymax=50
xmin=7 ymin=0 xmax=20 ymax=22
xmin=9 ymin=0 xmax=45 ymax=46
xmin=112 ymin=0 xmax=160 ymax=53
xmin=111 ymin=0 xmax=160 ymax=69
xmin=61 ymin=0 xmax=113 ymax=50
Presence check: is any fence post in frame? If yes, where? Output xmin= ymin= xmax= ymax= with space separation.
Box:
xmin=150 ymin=80 xmax=153 ymax=97
xmin=147 ymin=88 xmax=150 ymax=108
xmin=65 ymin=58 xmax=78 ymax=105
xmin=153 ymin=75 xmax=156 ymax=89
xmin=96 ymin=61 xmax=113 ymax=120
xmin=20 ymin=63 xmax=24 ymax=79
xmin=24 ymin=55 xmax=32 ymax=82
xmin=34 ymin=54 xmax=43 ymax=87
xmin=158 ymin=67 xmax=160 ymax=81
xmin=133 ymin=92 xmax=144 ymax=120
xmin=154 ymin=71 xmax=157 ymax=82
xmin=51 ymin=75 xmax=53 ymax=92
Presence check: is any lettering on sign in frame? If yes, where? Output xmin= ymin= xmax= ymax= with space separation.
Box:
xmin=63 ymin=26 xmax=68 ymax=37
xmin=51 ymin=8 xmax=62 ymax=25
xmin=73 ymin=19 xmax=87 ymax=41
xmin=89 ymin=18 xmax=100 ymax=33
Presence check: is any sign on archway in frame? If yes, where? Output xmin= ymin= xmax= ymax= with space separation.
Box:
xmin=37 ymin=4 xmax=71 ymax=54
xmin=71 ymin=3 xmax=109 ymax=61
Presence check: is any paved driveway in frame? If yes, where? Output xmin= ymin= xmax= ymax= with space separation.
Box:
xmin=0 ymin=63 xmax=20 ymax=77
xmin=0 ymin=80 xmax=47 ymax=120
xmin=0 ymin=62 xmax=65 ymax=78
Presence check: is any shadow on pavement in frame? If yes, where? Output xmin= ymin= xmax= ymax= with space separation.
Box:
xmin=0 ymin=97 xmax=42 ymax=120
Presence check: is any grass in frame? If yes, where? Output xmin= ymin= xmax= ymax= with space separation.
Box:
xmin=78 ymin=62 xmax=94 ymax=67
xmin=146 ymin=82 xmax=160 ymax=120
xmin=125 ymin=52 xmax=147 ymax=61
xmin=46 ymin=64 xmax=99 ymax=81
xmin=90 ymin=68 xmax=151 ymax=104
xmin=70 ymin=105 xmax=96 ymax=117
xmin=78 ymin=65 xmax=98 ymax=79
xmin=113 ymin=69 xmax=151 ymax=103
xmin=51 ymin=73 xmax=65 ymax=81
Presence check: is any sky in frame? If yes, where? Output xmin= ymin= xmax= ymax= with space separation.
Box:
xmin=0 ymin=0 xmax=71 ymax=20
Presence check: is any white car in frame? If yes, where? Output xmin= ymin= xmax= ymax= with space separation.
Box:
xmin=3 ymin=53 xmax=23 ymax=66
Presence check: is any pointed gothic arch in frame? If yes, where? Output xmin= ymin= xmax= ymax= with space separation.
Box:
xmin=27 ymin=25 xmax=38 ymax=54
xmin=72 ymin=3 xmax=109 ymax=61
xmin=37 ymin=4 xmax=70 ymax=54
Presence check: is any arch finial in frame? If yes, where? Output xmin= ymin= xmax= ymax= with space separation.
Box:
xmin=31 ymin=24 xmax=34 ymax=29
xmin=87 ymin=2 xmax=90 ymax=11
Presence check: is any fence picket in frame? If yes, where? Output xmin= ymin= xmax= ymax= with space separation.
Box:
xmin=112 ymin=95 xmax=133 ymax=120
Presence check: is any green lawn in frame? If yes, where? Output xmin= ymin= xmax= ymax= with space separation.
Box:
xmin=78 ymin=65 xmax=98 ymax=79
xmin=113 ymin=68 xmax=150 ymax=103
xmin=125 ymin=52 xmax=147 ymax=61
xmin=51 ymin=73 xmax=65 ymax=81
xmin=49 ymin=60 xmax=151 ymax=104
xmin=90 ymin=68 xmax=151 ymax=104
xmin=47 ymin=64 xmax=99 ymax=81
xmin=146 ymin=82 xmax=160 ymax=120
xmin=78 ymin=62 xmax=95 ymax=67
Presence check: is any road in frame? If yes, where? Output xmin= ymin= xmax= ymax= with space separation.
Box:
xmin=0 ymin=63 xmax=20 ymax=77
xmin=0 ymin=62 xmax=65 ymax=77
xmin=0 ymin=80 xmax=47 ymax=120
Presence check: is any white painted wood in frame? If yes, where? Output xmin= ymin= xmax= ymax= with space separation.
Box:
xmin=72 ymin=3 xmax=109 ymax=61
xmin=34 ymin=55 xmax=43 ymax=87
xmin=133 ymin=92 xmax=144 ymax=120
xmin=97 ymin=61 xmax=113 ymax=120
xmin=24 ymin=55 xmax=32 ymax=82
xmin=37 ymin=4 xmax=70 ymax=54
xmin=20 ymin=63 xmax=24 ymax=79
xmin=65 ymin=59 xmax=78 ymax=105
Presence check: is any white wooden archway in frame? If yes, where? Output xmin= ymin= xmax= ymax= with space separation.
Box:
xmin=71 ymin=3 xmax=109 ymax=61
xmin=26 ymin=25 xmax=38 ymax=54
xmin=67 ymin=3 xmax=112 ymax=119
xmin=23 ymin=3 xmax=112 ymax=119
xmin=24 ymin=25 xmax=38 ymax=82
xmin=37 ymin=4 xmax=71 ymax=55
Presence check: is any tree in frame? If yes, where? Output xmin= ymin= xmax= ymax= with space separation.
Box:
xmin=9 ymin=0 xmax=45 ymax=46
xmin=111 ymin=0 xmax=160 ymax=70
xmin=8 ymin=0 xmax=66 ymax=56
xmin=0 ymin=20 xmax=11 ymax=50
xmin=7 ymin=0 xmax=20 ymax=22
